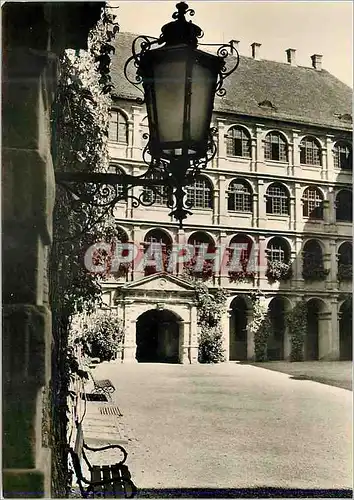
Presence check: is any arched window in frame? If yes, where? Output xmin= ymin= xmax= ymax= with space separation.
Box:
xmin=302 ymin=240 xmax=326 ymax=281
xmin=300 ymin=137 xmax=322 ymax=166
xmin=266 ymin=183 xmax=289 ymax=215
xmin=227 ymin=180 xmax=252 ymax=212
xmin=226 ymin=127 xmax=251 ymax=157
xmin=109 ymin=109 xmax=128 ymax=144
xmin=338 ymin=242 xmax=352 ymax=281
xmin=264 ymin=132 xmax=288 ymax=162
xmin=336 ymin=190 xmax=352 ymax=222
xmin=266 ymin=237 xmax=290 ymax=263
xmin=186 ymin=177 xmax=213 ymax=209
xmin=142 ymin=185 xmax=170 ymax=206
xmin=302 ymin=187 xmax=324 ymax=219
xmin=228 ymin=234 xmax=255 ymax=279
xmin=143 ymin=229 xmax=172 ymax=276
xmin=188 ymin=231 xmax=215 ymax=253
xmin=333 ymin=141 xmax=352 ymax=170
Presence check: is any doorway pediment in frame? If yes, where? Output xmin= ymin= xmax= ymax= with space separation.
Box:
xmin=119 ymin=272 xmax=195 ymax=293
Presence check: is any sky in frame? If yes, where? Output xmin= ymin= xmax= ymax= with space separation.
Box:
xmin=110 ymin=1 xmax=353 ymax=87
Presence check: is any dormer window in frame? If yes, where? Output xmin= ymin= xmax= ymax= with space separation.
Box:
xmin=339 ymin=114 xmax=352 ymax=122
xmin=258 ymin=100 xmax=277 ymax=111
xmin=226 ymin=127 xmax=251 ymax=157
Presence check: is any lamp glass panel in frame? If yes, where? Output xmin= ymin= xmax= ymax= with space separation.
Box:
xmin=190 ymin=61 xmax=217 ymax=145
xmin=153 ymin=58 xmax=187 ymax=143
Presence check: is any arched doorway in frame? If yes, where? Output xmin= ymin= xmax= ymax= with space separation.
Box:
xmin=136 ymin=309 xmax=181 ymax=363
xmin=339 ymin=300 xmax=352 ymax=360
xmin=268 ymin=297 xmax=287 ymax=360
xmin=305 ymin=299 xmax=323 ymax=360
xmin=229 ymin=296 xmax=249 ymax=360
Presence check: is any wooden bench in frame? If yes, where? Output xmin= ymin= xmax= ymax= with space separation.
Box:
xmin=69 ymin=423 xmax=137 ymax=498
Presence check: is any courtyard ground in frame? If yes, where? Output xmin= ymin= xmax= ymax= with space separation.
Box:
xmin=246 ymin=361 xmax=352 ymax=391
xmin=77 ymin=362 xmax=352 ymax=497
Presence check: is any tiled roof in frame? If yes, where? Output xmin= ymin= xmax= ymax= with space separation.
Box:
xmin=110 ymin=32 xmax=352 ymax=130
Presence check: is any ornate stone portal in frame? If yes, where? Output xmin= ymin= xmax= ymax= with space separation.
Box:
xmin=114 ymin=273 xmax=198 ymax=363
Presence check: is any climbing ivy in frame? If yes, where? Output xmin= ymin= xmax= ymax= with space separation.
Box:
xmin=248 ymin=295 xmax=272 ymax=361
xmin=286 ymin=300 xmax=307 ymax=361
xmin=192 ymin=281 xmax=227 ymax=363
xmin=49 ymin=6 xmax=120 ymax=497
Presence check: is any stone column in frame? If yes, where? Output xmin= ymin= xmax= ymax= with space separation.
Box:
xmin=252 ymin=187 xmax=258 ymax=227
xmin=320 ymin=146 xmax=327 ymax=181
xmin=328 ymin=240 xmax=338 ymax=287
xmin=328 ymin=188 xmax=336 ymax=225
xmin=218 ymin=175 xmax=227 ymax=225
xmin=189 ymin=306 xmax=199 ymax=363
xmin=250 ymin=138 xmax=257 ymax=172
xmin=294 ymin=236 xmax=304 ymax=286
xmin=289 ymin=196 xmax=296 ymax=231
xmin=294 ymin=183 xmax=302 ymax=231
xmin=318 ymin=311 xmax=333 ymax=360
xmin=325 ymin=134 xmax=335 ymax=182
xmin=123 ymin=311 xmax=138 ymax=363
xmin=2 ymin=43 xmax=57 ymax=499
xmin=213 ymin=180 xmax=220 ymax=226
xmin=131 ymin=106 xmax=142 ymax=160
xmin=246 ymin=310 xmax=255 ymax=360
xmin=257 ymin=179 xmax=267 ymax=227
xmin=255 ymin=124 xmax=264 ymax=172
xmin=221 ymin=308 xmax=230 ymax=361
xmin=217 ymin=118 xmax=227 ymax=158
xmin=132 ymin=226 xmax=144 ymax=281
xmin=330 ymin=297 xmax=340 ymax=360
xmin=292 ymin=130 xmax=301 ymax=178
xmin=257 ymin=236 xmax=266 ymax=288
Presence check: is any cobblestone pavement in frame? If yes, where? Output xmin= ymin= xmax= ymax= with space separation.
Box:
xmin=81 ymin=362 xmax=352 ymax=495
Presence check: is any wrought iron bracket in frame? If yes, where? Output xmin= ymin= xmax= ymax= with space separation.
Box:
xmin=55 ymin=128 xmax=217 ymax=228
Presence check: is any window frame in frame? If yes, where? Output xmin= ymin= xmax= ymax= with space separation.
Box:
xmin=108 ymin=109 xmax=128 ymax=144
xmin=227 ymin=180 xmax=252 ymax=212
xmin=300 ymin=136 xmax=322 ymax=166
xmin=186 ymin=177 xmax=213 ymax=210
xmin=264 ymin=132 xmax=288 ymax=162
xmin=266 ymin=238 xmax=289 ymax=263
xmin=302 ymin=186 xmax=324 ymax=219
xmin=266 ymin=183 xmax=290 ymax=215
xmin=226 ymin=127 xmax=251 ymax=158
xmin=333 ymin=141 xmax=352 ymax=170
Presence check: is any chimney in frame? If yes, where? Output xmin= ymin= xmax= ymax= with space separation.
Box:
xmin=311 ymin=54 xmax=323 ymax=71
xmin=251 ymin=42 xmax=261 ymax=60
xmin=286 ymin=48 xmax=296 ymax=66
xmin=230 ymin=40 xmax=240 ymax=54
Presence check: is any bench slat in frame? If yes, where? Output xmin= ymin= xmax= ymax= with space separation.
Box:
xmin=111 ymin=464 xmax=124 ymax=498
xmin=102 ymin=465 xmax=114 ymax=497
xmin=91 ymin=466 xmax=104 ymax=497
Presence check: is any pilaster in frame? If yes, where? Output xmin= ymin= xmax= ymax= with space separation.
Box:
xmin=255 ymin=124 xmax=264 ymax=171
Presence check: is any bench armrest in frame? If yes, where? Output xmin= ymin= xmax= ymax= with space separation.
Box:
xmin=83 ymin=442 xmax=127 ymax=464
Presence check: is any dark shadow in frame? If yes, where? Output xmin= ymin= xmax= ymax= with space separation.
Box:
xmin=137 ymin=487 xmax=353 ymax=498
xmin=136 ymin=309 xmax=180 ymax=363
xmin=229 ymin=296 xmax=249 ymax=361
xmin=289 ymin=375 xmax=352 ymax=391
xmin=80 ymin=392 xmax=108 ymax=402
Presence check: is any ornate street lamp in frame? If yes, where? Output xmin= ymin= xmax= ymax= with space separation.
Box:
xmin=56 ymin=1 xmax=239 ymax=227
